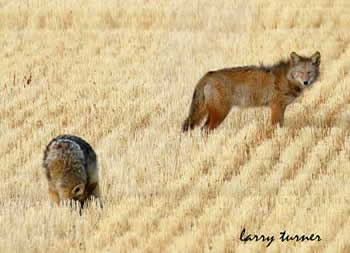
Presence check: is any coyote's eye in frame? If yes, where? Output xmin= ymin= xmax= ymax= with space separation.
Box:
xmin=73 ymin=187 xmax=80 ymax=194
xmin=72 ymin=184 xmax=85 ymax=196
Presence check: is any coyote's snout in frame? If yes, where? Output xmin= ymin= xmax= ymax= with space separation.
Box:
xmin=182 ymin=51 xmax=321 ymax=132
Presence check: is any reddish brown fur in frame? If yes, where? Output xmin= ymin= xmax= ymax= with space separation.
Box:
xmin=182 ymin=51 xmax=321 ymax=132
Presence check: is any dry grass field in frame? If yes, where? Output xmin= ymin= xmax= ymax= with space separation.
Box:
xmin=1 ymin=0 xmax=350 ymax=252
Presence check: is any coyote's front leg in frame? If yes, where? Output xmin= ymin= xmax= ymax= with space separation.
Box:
xmin=271 ymin=99 xmax=287 ymax=127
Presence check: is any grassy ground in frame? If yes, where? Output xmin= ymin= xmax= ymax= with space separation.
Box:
xmin=1 ymin=0 xmax=350 ymax=252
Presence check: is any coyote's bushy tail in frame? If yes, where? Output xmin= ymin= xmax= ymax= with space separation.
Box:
xmin=182 ymin=85 xmax=206 ymax=132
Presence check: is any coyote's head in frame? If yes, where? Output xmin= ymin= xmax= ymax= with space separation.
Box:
xmin=288 ymin=51 xmax=321 ymax=87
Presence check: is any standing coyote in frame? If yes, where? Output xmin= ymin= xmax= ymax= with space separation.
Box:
xmin=43 ymin=135 xmax=102 ymax=208
xmin=182 ymin=51 xmax=321 ymax=132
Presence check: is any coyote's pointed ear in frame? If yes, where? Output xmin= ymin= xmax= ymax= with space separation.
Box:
xmin=290 ymin=52 xmax=301 ymax=64
xmin=311 ymin=51 xmax=321 ymax=66
xmin=72 ymin=183 xmax=85 ymax=196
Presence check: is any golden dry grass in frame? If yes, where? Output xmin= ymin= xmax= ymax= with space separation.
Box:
xmin=1 ymin=0 xmax=350 ymax=252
